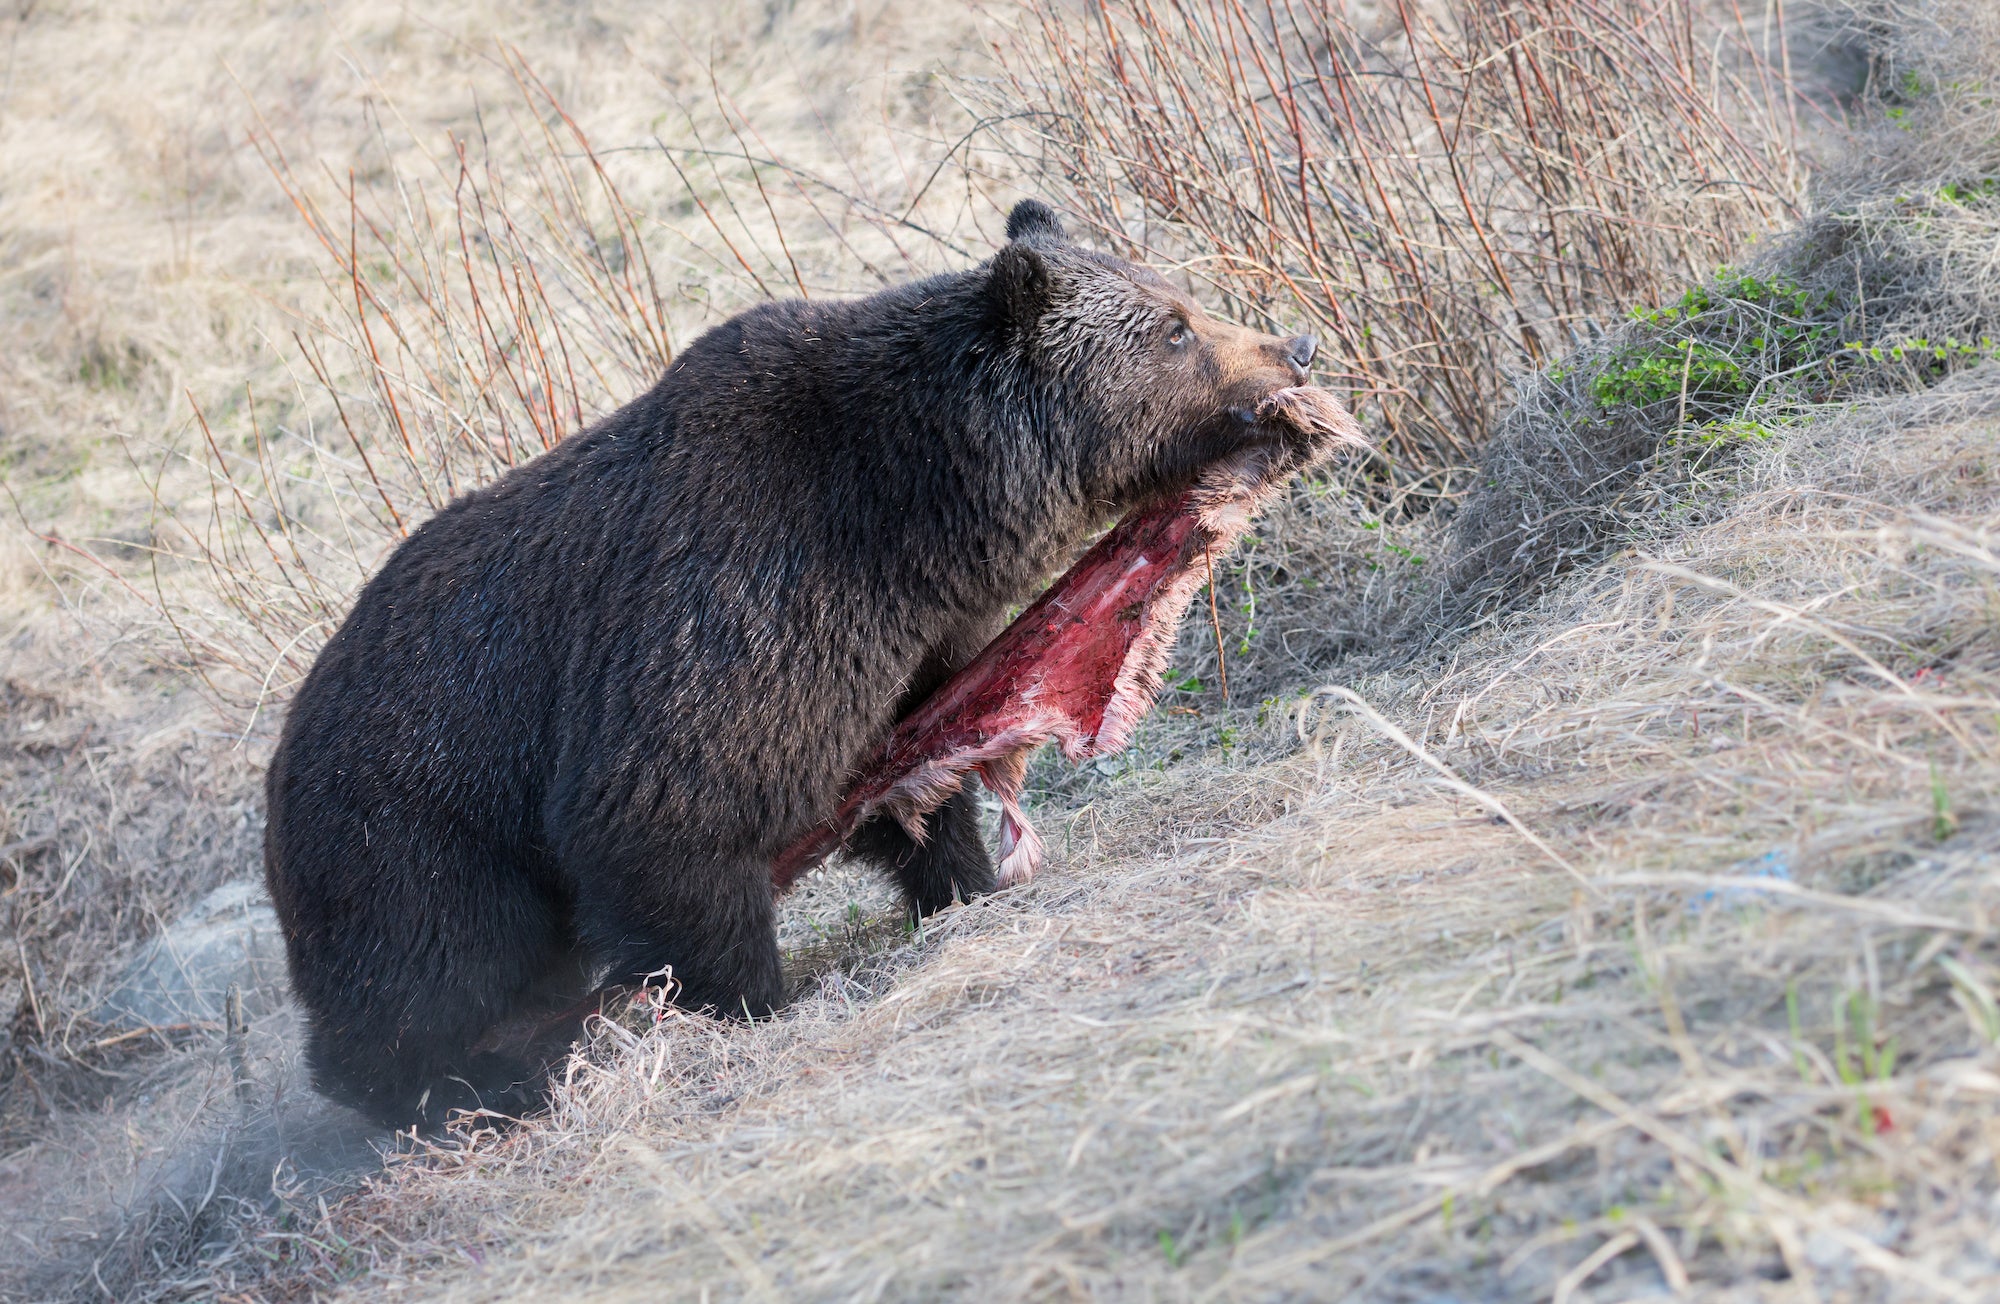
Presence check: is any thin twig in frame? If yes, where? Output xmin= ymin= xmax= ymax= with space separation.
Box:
xmin=1205 ymin=540 xmax=1229 ymax=704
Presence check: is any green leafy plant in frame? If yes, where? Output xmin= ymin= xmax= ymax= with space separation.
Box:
xmin=1833 ymin=991 xmax=1898 ymax=1137
xmin=1592 ymin=340 xmax=1747 ymax=409
xmin=1593 ymin=272 xmax=1840 ymax=414
xmin=1785 ymin=980 xmax=1814 ymax=1084
xmin=1931 ymin=761 xmax=1959 ymax=841
xmin=1846 ymin=336 xmax=2000 ymax=372
xmin=1938 ymin=177 xmax=2000 ymax=203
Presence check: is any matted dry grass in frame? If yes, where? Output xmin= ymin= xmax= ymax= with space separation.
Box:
xmin=10 ymin=1 xmax=2000 ymax=1300
xmin=0 ymin=0 xmax=1004 ymax=713
xmin=1142 ymin=0 xmax=2000 ymax=707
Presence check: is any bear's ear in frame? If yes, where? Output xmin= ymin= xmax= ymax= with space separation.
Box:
xmin=1005 ymin=199 xmax=1065 ymax=244
xmin=989 ymin=242 xmax=1051 ymax=334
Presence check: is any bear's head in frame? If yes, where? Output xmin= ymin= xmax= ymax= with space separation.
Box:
xmin=988 ymin=199 xmax=1329 ymax=510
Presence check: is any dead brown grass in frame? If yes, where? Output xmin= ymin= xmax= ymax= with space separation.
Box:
xmin=0 ymin=676 xmax=264 ymax=1134
xmin=0 ymin=4 xmax=998 ymax=1294
xmin=19 ymin=0 xmax=1824 ymax=721
xmin=9 ymin=0 xmax=2000 ymax=1301
xmin=17 ymin=15 xmax=1011 ymax=714
xmin=1133 ymin=0 xmax=2000 ymax=707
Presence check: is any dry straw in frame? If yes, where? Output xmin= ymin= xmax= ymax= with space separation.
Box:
xmin=23 ymin=40 xmax=1002 ymax=719
xmin=155 ymin=53 xmax=679 ymax=714
xmin=1125 ymin=0 xmax=2000 ymax=704
xmin=14 ymin=0 xmax=2000 ymax=1298
xmin=180 ymin=370 xmax=2000 ymax=1298
xmin=36 ymin=1 xmax=1823 ymax=726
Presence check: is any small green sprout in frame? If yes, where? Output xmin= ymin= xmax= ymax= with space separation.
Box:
xmin=1931 ymin=762 xmax=1958 ymax=841
xmin=1786 ymin=980 xmax=1813 ymax=1083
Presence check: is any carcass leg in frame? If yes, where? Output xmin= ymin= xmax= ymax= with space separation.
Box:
xmin=848 ymin=785 xmax=997 ymax=918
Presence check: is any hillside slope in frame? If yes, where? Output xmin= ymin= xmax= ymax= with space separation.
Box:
xmin=260 ymin=371 xmax=2000 ymax=1301
xmin=8 ymin=1 xmax=2000 ymax=1300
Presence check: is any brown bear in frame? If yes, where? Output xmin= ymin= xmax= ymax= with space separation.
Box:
xmin=263 ymin=200 xmax=1321 ymax=1127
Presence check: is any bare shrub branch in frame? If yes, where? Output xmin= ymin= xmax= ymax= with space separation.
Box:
xmin=985 ymin=0 xmax=1807 ymax=479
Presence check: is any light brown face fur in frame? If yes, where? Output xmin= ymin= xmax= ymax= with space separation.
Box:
xmin=1170 ymin=285 xmax=1314 ymax=416
xmin=1026 ymin=245 xmax=1320 ymax=510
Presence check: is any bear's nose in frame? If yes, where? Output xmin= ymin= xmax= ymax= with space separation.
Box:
xmin=1285 ymin=334 xmax=1318 ymax=377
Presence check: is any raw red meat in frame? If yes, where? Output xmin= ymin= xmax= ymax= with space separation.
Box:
xmin=772 ymin=386 xmax=1367 ymax=892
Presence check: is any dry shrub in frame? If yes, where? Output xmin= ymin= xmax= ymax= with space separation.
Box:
xmin=988 ymin=0 xmax=1806 ymax=478
xmin=1428 ymin=0 xmax=2000 ymax=632
xmin=60 ymin=0 xmax=1828 ymax=723
xmin=14 ymin=3 xmax=2000 ymax=1298
xmin=59 ymin=46 xmax=1005 ymax=717
xmin=152 ymin=52 xmax=685 ymax=712
xmin=2 ymin=11 xmax=1009 ymax=1295
xmin=38 ymin=1 xmax=1835 ymax=720
xmin=1119 ymin=0 xmax=2000 ymax=708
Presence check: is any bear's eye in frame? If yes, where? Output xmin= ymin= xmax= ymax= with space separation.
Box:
xmin=1166 ymin=322 xmax=1189 ymax=347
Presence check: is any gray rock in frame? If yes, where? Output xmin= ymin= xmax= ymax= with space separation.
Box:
xmin=95 ymin=879 xmax=289 ymax=1029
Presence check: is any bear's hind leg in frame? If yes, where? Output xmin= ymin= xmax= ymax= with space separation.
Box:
xmin=292 ymin=845 xmax=586 ymax=1129
xmin=850 ymin=786 xmax=997 ymax=919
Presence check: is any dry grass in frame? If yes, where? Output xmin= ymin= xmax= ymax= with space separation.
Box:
xmin=0 ymin=4 xmax=997 ymax=1291
xmin=120 ymin=38 xmax=1013 ymax=710
xmin=7 ymin=2 xmax=1007 ymax=712
xmin=1131 ymin=0 xmax=2000 ymax=707
xmin=0 ymin=673 xmax=264 ymax=1115
xmin=1427 ymin=0 xmax=2000 ymax=637
xmin=9 ymin=0 xmax=2000 ymax=1300
xmin=21 ymin=0 xmax=1823 ymax=715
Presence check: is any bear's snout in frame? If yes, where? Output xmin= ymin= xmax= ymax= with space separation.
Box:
xmin=1285 ymin=334 xmax=1317 ymax=378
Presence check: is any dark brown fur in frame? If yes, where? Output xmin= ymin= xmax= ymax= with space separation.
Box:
xmin=264 ymin=201 xmax=1318 ymax=1127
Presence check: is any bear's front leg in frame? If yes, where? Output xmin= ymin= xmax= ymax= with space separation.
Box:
xmin=849 ymin=785 xmax=997 ymax=919
xmin=579 ymin=856 xmax=786 ymax=1020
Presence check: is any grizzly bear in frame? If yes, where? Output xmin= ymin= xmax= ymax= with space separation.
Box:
xmin=264 ymin=200 xmax=1321 ymax=1127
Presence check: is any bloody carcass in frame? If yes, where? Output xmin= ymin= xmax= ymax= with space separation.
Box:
xmin=773 ymin=385 xmax=1368 ymax=892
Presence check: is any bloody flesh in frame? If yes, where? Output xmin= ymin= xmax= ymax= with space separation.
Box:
xmin=770 ymin=385 xmax=1366 ymax=892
